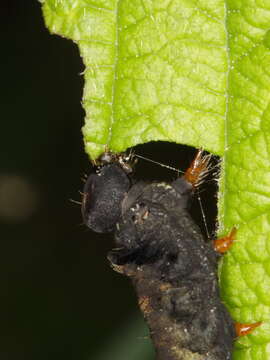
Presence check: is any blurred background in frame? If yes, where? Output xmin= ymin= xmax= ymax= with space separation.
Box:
xmin=0 ymin=2 xmax=218 ymax=359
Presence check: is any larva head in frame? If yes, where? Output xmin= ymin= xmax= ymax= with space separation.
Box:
xmin=82 ymin=163 xmax=131 ymax=233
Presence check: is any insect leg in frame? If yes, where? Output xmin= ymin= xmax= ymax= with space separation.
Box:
xmin=235 ymin=321 xmax=262 ymax=337
xmin=184 ymin=149 xmax=212 ymax=189
xmin=213 ymin=227 xmax=237 ymax=254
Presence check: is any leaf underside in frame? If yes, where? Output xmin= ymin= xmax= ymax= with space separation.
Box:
xmin=42 ymin=1 xmax=270 ymax=359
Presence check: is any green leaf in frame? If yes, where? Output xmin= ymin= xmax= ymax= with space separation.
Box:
xmin=41 ymin=1 xmax=270 ymax=359
xmin=42 ymin=0 xmax=228 ymax=158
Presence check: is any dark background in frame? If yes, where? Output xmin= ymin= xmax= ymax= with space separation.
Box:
xmin=0 ymin=2 xmax=218 ymax=359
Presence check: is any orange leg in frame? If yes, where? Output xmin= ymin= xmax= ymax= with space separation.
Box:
xmin=184 ymin=149 xmax=211 ymax=188
xmin=213 ymin=227 xmax=237 ymax=254
xmin=235 ymin=321 xmax=262 ymax=337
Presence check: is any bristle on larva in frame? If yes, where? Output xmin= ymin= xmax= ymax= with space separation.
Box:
xmin=184 ymin=149 xmax=212 ymax=188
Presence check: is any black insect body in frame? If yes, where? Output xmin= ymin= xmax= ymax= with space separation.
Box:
xmin=82 ymin=153 xmax=236 ymax=360
xmin=109 ymin=177 xmax=235 ymax=360
xmin=81 ymin=163 xmax=131 ymax=233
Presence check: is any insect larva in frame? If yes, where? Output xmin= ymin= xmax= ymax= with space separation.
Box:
xmin=82 ymin=150 xmax=261 ymax=360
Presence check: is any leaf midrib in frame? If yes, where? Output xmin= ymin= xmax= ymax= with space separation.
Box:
xmin=219 ymin=1 xmax=230 ymax=234
xmin=108 ymin=0 xmax=120 ymax=147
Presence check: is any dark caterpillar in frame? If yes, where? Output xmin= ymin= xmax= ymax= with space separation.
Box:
xmin=82 ymin=151 xmax=236 ymax=360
